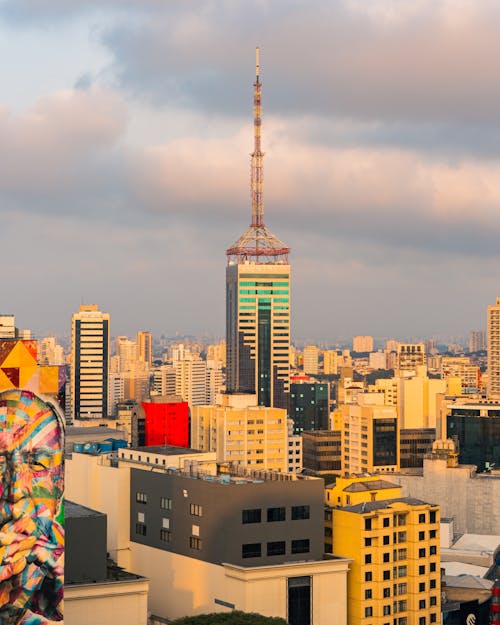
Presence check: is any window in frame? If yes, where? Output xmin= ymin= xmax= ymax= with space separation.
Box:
xmin=267 ymin=507 xmax=286 ymax=522
xmin=383 ymin=606 xmax=391 ymax=616
xmin=397 ymin=583 xmax=407 ymax=595
xmin=429 ymin=529 xmax=437 ymax=539
xmin=365 ymin=538 xmax=372 ymax=547
xmin=430 ymin=615 xmax=436 ymax=623
xmin=242 ymin=509 xmax=261 ymax=524
xmin=190 ymin=504 xmax=203 ymax=517
xmin=397 ymin=566 xmax=407 ymax=578
xmin=430 ymin=596 xmax=437 ymax=606
xmin=136 ymin=523 xmax=146 ymax=536
xmin=429 ymin=510 xmax=436 ymax=523
xmin=365 ymin=607 xmax=373 ymax=617
xmin=365 ymin=589 xmax=372 ymax=600
xmin=419 ymin=618 xmax=426 ymax=625
xmin=292 ymin=505 xmax=310 ymax=520
xmin=136 ymin=492 xmax=147 ymax=504
xmin=160 ymin=497 xmax=172 ymax=510
xmin=397 ymin=532 xmax=406 ymax=542
xmin=430 ymin=579 xmax=436 ymax=589
xmin=396 ymin=514 xmax=406 ymax=526
xmin=383 ymin=517 xmax=390 ymax=527
xmin=419 ymin=600 xmax=426 ymax=609
xmin=398 ymin=548 xmax=407 ymax=560
xmin=365 ymin=572 xmax=372 ymax=582
xmin=162 ymin=517 xmax=170 ymax=530
xmin=383 ymin=587 xmax=391 ymax=598
xmin=418 ymin=531 xmax=425 ymax=540
xmin=383 ymin=570 xmax=391 ymax=580
xmin=160 ymin=529 xmax=171 ymax=542
xmin=383 ymin=553 xmax=390 ymax=562
xmin=365 ymin=518 xmax=372 ymax=531
xmin=430 ymin=545 xmax=437 ymax=555
xmin=291 ymin=539 xmax=310 ymax=554
xmin=418 ymin=513 xmax=426 ymax=523
xmin=190 ymin=537 xmax=202 ymax=550
xmin=419 ymin=548 xmax=426 ymax=558
xmin=419 ymin=582 xmax=425 ymax=592
xmin=267 ymin=541 xmax=286 ymax=556
xmin=365 ymin=554 xmax=372 ymax=564
xmin=419 ymin=565 xmax=425 ymax=575
xmin=383 ymin=535 xmax=390 ymax=545
xmin=242 ymin=543 xmax=261 ymax=558
xmin=430 ymin=563 xmax=436 ymax=572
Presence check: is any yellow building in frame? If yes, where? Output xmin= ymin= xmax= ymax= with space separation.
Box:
xmin=325 ymin=475 xmax=403 ymax=508
xmin=327 ymin=476 xmax=441 ymax=625
xmin=303 ymin=345 xmax=320 ymax=375
xmin=191 ymin=393 xmax=288 ymax=472
xmin=397 ymin=343 xmax=426 ymax=373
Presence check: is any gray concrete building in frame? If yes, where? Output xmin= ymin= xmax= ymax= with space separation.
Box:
xmin=392 ymin=445 xmax=500 ymax=536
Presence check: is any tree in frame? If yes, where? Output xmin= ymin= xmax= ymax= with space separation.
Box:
xmin=169 ymin=611 xmax=289 ymax=625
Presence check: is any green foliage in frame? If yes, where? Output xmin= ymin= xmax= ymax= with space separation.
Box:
xmin=169 ymin=611 xmax=288 ymax=625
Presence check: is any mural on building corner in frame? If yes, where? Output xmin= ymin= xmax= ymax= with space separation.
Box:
xmin=0 ymin=389 xmax=64 ymax=624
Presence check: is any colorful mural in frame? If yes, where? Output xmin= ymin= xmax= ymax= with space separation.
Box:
xmin=0 ymin=341 xmax=66 ymax=412
xmin=0 ymin=389 xmax=64 ymax=624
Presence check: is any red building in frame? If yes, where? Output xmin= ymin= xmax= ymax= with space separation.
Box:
xmin=142 ymin=396 xmax=189 ymax=448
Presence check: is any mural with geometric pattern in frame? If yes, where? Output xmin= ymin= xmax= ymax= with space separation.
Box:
xmin=0 ymin=340 xmax=66 ymax=409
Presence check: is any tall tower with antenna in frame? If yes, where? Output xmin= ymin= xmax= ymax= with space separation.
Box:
xmin=226 ymin=48 xmax=290 ymax=409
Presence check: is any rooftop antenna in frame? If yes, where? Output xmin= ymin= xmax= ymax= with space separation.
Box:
xmin=252 ymin=46 xmax=264 ymax=228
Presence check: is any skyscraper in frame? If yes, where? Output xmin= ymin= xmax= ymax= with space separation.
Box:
xmin=226 ymin=48 xmax=290 ymax=409
xmin=488 ymin=297 xmax=500 ymax=397
xmin=136 ymin=330 xmax=153 ymax=367
xmin=70 ymin=304 xmax=110 ymax=419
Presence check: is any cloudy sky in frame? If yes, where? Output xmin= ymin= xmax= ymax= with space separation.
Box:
xmin=1 ymin=0 xmax=499 ymax=342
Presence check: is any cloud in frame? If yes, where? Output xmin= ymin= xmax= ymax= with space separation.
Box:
xmin=95 ymin=0 xmax=500 ymax=124
xmin=0 ymin=87 xmax=127 ymax=211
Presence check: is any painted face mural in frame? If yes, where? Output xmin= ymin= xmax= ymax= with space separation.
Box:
xmin=0 ymin=389 xmax=64 ymax=625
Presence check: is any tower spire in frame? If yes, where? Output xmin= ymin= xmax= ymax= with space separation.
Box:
xmin=251 ymin=46 xmax=264 ymax=227
xmin=226 ymin=48 xmax=289 ymax=264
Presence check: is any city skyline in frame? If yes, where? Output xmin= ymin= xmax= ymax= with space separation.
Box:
xmin=2 ymin=2 xmax=500 ymax=339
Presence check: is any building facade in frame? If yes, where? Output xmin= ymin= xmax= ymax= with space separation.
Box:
xmin=70 ymin=304 xmax=110 ymax=419
xmin=290 ymin=379 xmax=329 ymax=434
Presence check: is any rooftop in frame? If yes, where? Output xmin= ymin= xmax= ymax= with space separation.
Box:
xmin=131 ymin=445 xmax=206 ymax=456
xmin=65 ymin=500 xmax=106 ymax=519
xmin=341 ymin=497 xmax=436 ymax=514
xmin=343 ymin=479 xmax=400 ymax=492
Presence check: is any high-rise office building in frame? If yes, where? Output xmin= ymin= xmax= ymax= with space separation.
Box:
xmin=226 ymin=49 xmax=290 ymax=409
xmin=488 ymin=298 xmax=500 ymax=398
xmin=70 ymin=304 xmax=110 ymax=419
xmin=397 ymin=343 xmax=426 ymax=373
xmin=136 ymin=331 xmax=153 ymax=367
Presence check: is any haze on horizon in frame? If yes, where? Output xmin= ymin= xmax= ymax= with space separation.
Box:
xmin=1 ymin=1 xmax=498 ymax=341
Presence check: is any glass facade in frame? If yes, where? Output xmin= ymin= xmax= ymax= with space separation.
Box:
xmin=373 ymin=419 xmax=398 ymax=466
xmin=447 ymin=414 xmax=500 ymax=470
xmin=288 ymin=576 xmax=311 ymax=625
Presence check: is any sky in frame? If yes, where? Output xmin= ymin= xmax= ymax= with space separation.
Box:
xmin=1 ymin=0 xmax=500 ymax=342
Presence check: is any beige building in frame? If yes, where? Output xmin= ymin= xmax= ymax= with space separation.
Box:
xmin=136 ymin=331 xmax=153 ymax=367
xmin=397 ymin=343 xmax=426 ymax=373
xmin=303 ymin=345 xmax=320 ymax=375
xmin=175 ymin=354 xmax=207 ymax=406
xmin=323 ymin=349 xmax=338 ymax=375
xmin=66 ymin=450 xmax=350 ymax=625
xmin=338 ymin=396 xmax=399 ymax=475
xmin=352 ymin=335 xmax=373 ymax=352
xmin=441 ymin=356 xmax=480 ymax=390
xmin=488 ymin=297 xmax=500 ymax=397
xmin=206 ymin=339 xmax=226 ymax=366
xmin=191 ymin=394 xmax=288 ymax=472
xmin=70 ymin=304 xmax=110 ymax=419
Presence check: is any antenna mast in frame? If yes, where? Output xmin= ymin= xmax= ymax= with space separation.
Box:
xmin=251 ymin=46 xmax=264 ymax=227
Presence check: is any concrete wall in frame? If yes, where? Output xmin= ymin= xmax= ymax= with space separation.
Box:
xmin=65 ymin=579 xmax=149 ymax=625
xmin=393 ymin=458 xmax=500 ymax=535
xmin=130 ymin=543 xmax=349 ymax=625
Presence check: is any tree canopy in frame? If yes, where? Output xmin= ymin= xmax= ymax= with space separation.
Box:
xmin=169 ymin=611 xmax=288 ymax=625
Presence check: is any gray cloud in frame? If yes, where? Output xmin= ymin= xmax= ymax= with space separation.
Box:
xmin=94 ymin=1 xmax=500 ymax=124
